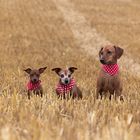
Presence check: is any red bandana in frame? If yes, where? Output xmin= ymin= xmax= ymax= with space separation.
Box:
xmin=56 ymin=79 xmax=76 ymax=95
xmin=27 ymin=80 xmax=41 ymax=91
xmin=102 ymin=64 xmax=119 ymax=76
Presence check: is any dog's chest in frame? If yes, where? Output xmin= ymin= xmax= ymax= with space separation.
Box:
xmin=56 ymin=83 xmax=74 ymax=94
xmin=102 ymin=74 xmax=119 ymax=91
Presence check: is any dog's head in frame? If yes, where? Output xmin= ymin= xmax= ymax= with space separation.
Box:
xmin=24 ymin=67 xmax=47 ymax=83
xmin=52 ymin=67 xmax=77 ymax=85
xmin=99 ymin=45 xmax=124 ymax=65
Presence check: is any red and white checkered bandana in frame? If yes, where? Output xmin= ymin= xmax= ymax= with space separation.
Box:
xmin=27 ymin=80 xmax=41 ymax=91
xmin=56 ymin=79 xmax=76 ymax=95
xmin=102 ymin=64 xmax=119 ymax=76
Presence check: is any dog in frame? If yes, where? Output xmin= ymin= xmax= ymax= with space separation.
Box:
xmin=24 ymin=67 xmax=47 ymax=99
xmin=52 ymin=67 xmax=82 ymax=99
xmin=97 ymin=45 xmax=124 ymax=101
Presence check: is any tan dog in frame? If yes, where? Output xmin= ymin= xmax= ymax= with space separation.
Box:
xmin=97 ymin=45 xmax=124 ymax=100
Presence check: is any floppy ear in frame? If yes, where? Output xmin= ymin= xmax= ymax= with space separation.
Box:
xmin=52 ymin=68 xmax=62 ymax=75
xmin=24 ymin=68 xmax=32 ymax=74
xmin=39 ymin=67 xmax=47 ymax=74
xmin=68 ymin=67 xmax=77 ymax=74
xmin=114 ymin=46 xmax=124 ymax=59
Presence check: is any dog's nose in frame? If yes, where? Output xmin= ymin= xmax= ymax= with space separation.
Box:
xmin=65 ymin=79 xmax=69 ymax=84
xmin=100 ymin=59 xmax=105 ymax=64
xmin=33 ymin=79 xmax=37 ymax=82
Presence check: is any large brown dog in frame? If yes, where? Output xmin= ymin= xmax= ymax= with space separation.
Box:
xmin=97 ymin=45 xmax=124 ymax=100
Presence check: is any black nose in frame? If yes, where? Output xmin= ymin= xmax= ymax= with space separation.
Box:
xmin=100 ymin=59 xmax=106 ymax=64
xmin=65 ymin=79 xmax=69 ymax=84
xmin=33 ymin=79 xmax=37 ymax=82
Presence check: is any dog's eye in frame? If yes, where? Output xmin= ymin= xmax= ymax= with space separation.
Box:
xmin=108 ymin=51 xmax=112 ymax=54
xmin=101 ymin=52 xmax=103 ymax=55
xmin=68 ymin=74 xmax=71 ymax=78
xmin=60 ymin=74 xmax=64 ymax=78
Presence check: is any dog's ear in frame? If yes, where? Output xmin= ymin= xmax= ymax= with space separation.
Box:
xmin=39 ymin=67 xmax=47 ymax=74
xmin=114 ymin=46 xmax=124 ymax=59
xmin=52 ymin=68 xmax=62 ymax=75
xmin=99 ymin=47 xmax=103 ymax=56
xmin=24 ymin=68 xmax=32 ymax=74
xmin=68 ymin=67 xmax=77 ymax=74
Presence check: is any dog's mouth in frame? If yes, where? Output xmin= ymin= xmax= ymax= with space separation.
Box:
xmin=65 ymin=81 xmax=69 ymax=85
xmin=100 ymin=59 xmax=106 ymax=65
xmin=64 ymin=80 xmax=70 ymax=85
xmin=100 ymin=59 xmax=115 ymax=65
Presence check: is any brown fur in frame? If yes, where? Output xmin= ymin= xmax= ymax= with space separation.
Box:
xmin=24 ymin=67 xmax=47 ymax=99
xmin=97 ymin=45 xmax=124 ymax=100
xmin=27 ymin=85 xmax=43 ymax=100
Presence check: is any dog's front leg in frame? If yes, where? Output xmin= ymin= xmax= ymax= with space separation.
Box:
xmin=115 ymin=89 xmax=123 ymax=101
xmin=109 ymin=90 xmax=114 ymax=100
xmin=40 ymin=90 xmax=43 ymax=98
xmin=27 ymin=90 xmax=31 ymax=99
xmin=96 ymin=77 xmax=103 ymax=99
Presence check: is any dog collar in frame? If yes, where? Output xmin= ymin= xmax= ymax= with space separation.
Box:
xmin=102 ymin=64 xmax=119 ymax=76
xmin=56 ymin=79 xmax=76 ymax=94
xmin=27 ymin=80 xmax=41 ymax=91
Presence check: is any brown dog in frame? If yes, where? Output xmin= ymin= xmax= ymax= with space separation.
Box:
xmin=24 ymin=67 xmax=47 ymax=99
xmin=52 ymin=67 xmax=82 ymax=99
xmin=97 ymin=45 xmax=124 ymax=100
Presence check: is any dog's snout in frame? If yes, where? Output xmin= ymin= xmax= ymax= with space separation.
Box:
xmin=100 ymin=58 xmax=105 ymax=64
xmin=33 ymin=79 xmax=37 ymax=83
xmin=65 ymin=78 xmax=69 ymax=84
xmin=100 ymin=54 xmax=105 ymax=64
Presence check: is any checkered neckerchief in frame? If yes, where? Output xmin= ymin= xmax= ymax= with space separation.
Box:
xmin=56 ymin=79 xmax=76 ymax=94
xmin=27 ymin=80 xmax=41 ymax=91
xmin=102 ymin=64 xmax=119 ymax=76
